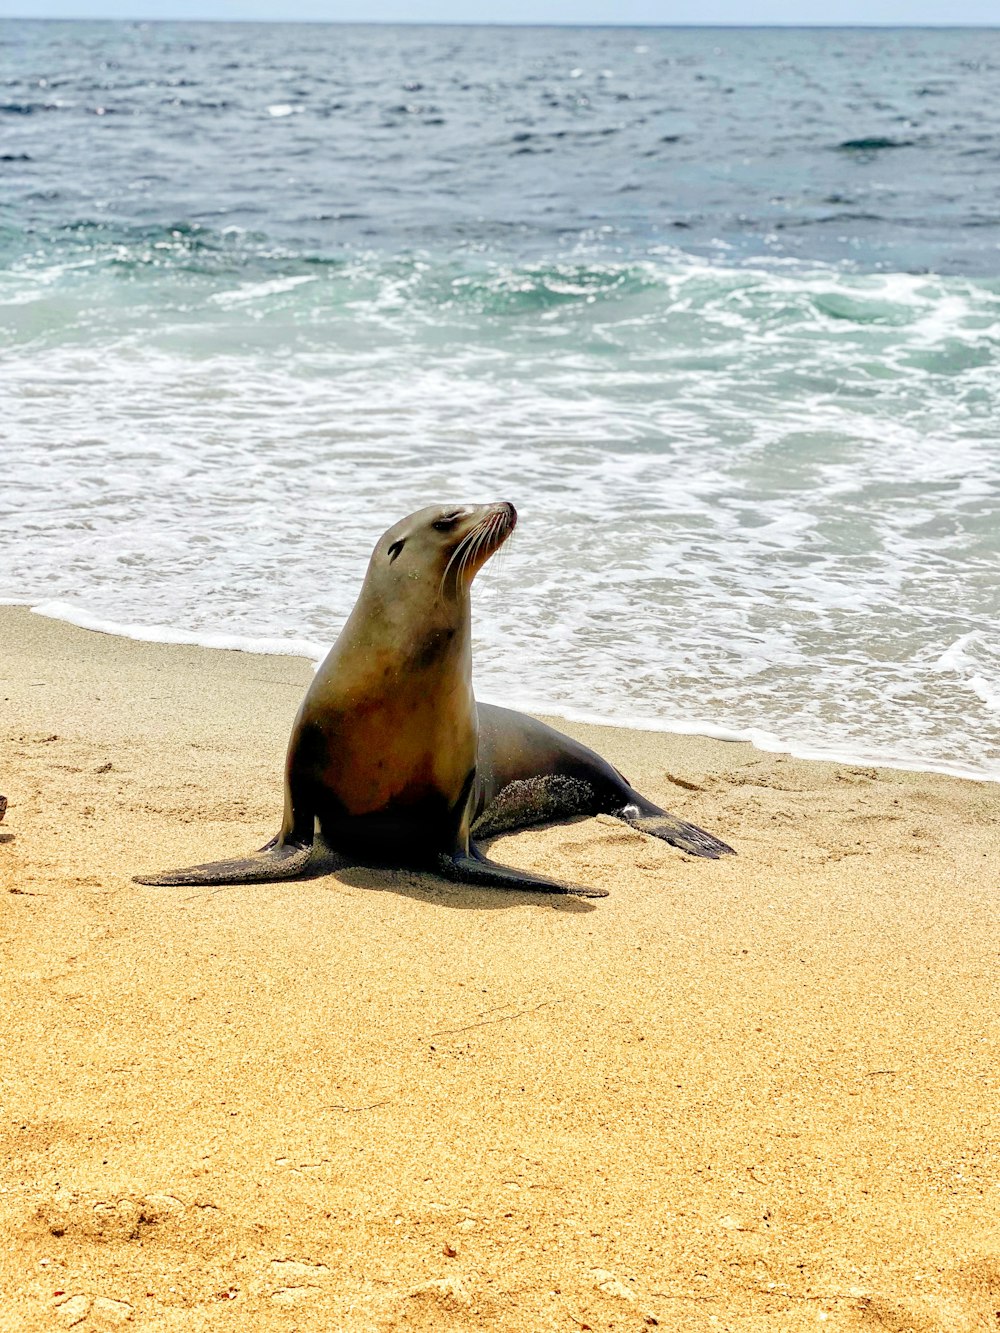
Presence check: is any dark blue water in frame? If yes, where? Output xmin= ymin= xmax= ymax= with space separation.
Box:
xmin=3 ymin=21 xmax=1000 ymax=272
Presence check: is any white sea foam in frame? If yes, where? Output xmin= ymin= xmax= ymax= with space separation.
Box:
xmin=3 ymin=255 xmax=998 ymax=781
xmin=27 ymin=602 xmax=329 ymax=661
xmin=968 ymin=677 xmax=1000 ymax=713
xmin=486 ymin=693 xmax=1000 ymax=784
xmin=934 ymin=633 xmax=979 ymax=673
xmin=210 ymin=275 xmax=318 ymax=305
xmin=933 ymin=634 xmax=1000 ymax=714
xmin=8 ymin=595 xmax=995 ymax=782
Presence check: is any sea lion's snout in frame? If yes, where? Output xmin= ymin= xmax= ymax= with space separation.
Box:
xmin=479 ymin=499 xmax=516 ymax=543
xmin=439 ymin=500 xmax=516 ymax=590
xmin=477 ymin=499 xmax=517 ymax=552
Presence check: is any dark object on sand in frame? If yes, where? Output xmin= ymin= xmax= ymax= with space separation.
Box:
xmin=135 ymin=503 xmax=734 ymax=898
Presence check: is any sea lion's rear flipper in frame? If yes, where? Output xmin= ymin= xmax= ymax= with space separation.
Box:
xmin=616 ymin=806 xmax=736 ymax=860
xmin=438 ymin=849 xmax=608 ymax=899
xmin=134 ymin=838 xmax=319 ymax=887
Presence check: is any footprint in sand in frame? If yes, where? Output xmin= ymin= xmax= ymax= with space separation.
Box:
xmin=39 ymin=1190 xmax=189 ymax=1245
xmin=54 ymin=1293 xmax=133 ymax=1326
xmin=269 ymin=1257 xmax=330 ymax=1304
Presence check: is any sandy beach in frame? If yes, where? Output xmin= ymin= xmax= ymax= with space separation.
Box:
xmin=1 ymin=604 xmax=997 ymax=1332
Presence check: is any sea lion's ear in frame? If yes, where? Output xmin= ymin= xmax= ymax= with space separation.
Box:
xmin=387 ymin=539 xmax=405 ymax=562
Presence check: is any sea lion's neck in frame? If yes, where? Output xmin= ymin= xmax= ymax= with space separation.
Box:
xmin=340 ymin=583 xmax=473 ymax=681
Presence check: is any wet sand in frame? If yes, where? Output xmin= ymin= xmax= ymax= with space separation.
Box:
xmin=1 ymin=605 xmax=997 ymax=1332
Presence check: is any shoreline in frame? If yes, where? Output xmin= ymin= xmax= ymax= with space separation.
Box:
xmin=10 ymin=598 xmax=998 ymax=787
xmin=2 ymin=605 xmax=999 ymax=1331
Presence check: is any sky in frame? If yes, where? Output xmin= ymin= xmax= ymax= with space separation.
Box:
xmin=3 ymin=0 xmax=998 ymax=21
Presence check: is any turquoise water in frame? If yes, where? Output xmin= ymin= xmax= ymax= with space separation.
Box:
xmin=2 ymin=22 xmax=998 ymax=777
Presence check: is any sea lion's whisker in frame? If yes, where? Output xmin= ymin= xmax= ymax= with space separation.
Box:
xmin=440 ymin=505 xmax=511 ymax=597
xmin=479 ymin=512 xmax=502 ymax=559
xmin=477 ymin=512 xmax=502 ymax=565
xmin=458 ymin=527 xmax=484 ymax=584
xmin=442 ymin=526 xmax=477 ymax=590
xmin=461 ymin=518 xmax=492 ymax=580
xmin=452 ymin=533 xmax=473 ymax=584
xmin=485 ymin=522 xmax=511 ymax=603
xmin=475 ymin=513 xmax=507 ymax=593
xmin=472 ymin=520 xmax=493 ymax=564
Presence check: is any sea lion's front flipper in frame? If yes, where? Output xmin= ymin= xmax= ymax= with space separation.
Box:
xmin=134 ymin=838 xmax=322 ymax=887
xmin=617 ymin=806 xmax=736 ymax=860
xmin=438 ymin=848 xmax=608 ymax=899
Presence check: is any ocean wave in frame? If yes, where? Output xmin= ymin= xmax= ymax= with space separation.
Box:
xmin=3 ymin=223 xmax=999 ymax=323
xmin=836 ymin=136 xmax=917 ymax=152
xmin=11 ymin=599 xmax=998 ymax=784
xmin=1 ymin=221 xmax=669 ymax=302
xmin=2 ymin=236 xmax=997 ymax=784
xmin=0 ymin=100 xmax=63 ymax=115
xmin=27 ymin=600 xmax=328 ymax=661
xmin=932 ymin=633 xmax=1000 ymax=714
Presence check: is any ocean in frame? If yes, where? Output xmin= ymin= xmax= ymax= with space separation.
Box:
xmin=2 ymin=20 xmax=998 ymax=779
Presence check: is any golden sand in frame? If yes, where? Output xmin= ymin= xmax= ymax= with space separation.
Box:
xmin=1 ymin=606 xmax=997 ymax=1331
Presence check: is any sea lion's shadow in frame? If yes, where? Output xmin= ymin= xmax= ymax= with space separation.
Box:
xmin=295 ymin=820 xmax=601 ymax=912
xmin=328 ymin=865 xmax=598 ymax=914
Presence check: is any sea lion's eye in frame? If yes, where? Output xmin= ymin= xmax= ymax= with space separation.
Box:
xmin=432 ymin=513 xmax=461 ymax=531
xmin=387 ymin=539 xmax=405 ymax=562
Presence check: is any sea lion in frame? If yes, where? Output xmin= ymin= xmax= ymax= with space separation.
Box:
xmin=136 ymin=502 xmax=734 ymax=897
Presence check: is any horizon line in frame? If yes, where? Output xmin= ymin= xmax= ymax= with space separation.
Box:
xmin=4 ymin=16 xmax=1000 ymax=28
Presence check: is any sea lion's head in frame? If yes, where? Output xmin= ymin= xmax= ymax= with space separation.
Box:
xmin=371 ymin=502 xmax=517 ymax=599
